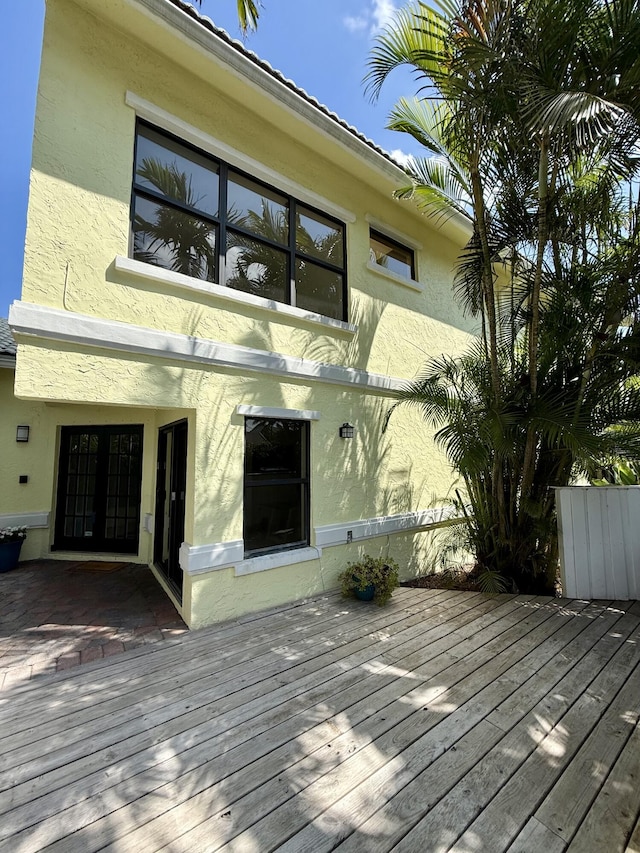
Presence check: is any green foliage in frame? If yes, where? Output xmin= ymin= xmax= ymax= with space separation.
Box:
xmin=338 ymin=555 xmax=400 ymax=606
xmin=592 ymin=459 xmax=640 ymax=486
xmin=193 ymin=0 xmax=259 ymax=33
xmin=369 ymin=0 xmax=640 ymax=593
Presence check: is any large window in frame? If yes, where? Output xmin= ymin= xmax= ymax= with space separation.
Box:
xmin=243 ymin=417 xmax=310 ymax=557
xmin=370 ymin=228 xmax=416 ymax=281
xmin=132 ymin=122 xmax=347 ymax=321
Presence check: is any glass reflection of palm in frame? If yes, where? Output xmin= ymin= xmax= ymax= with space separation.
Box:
xmin=133 ymin=159 xmax=217 ymax=281
xmin=134 ymin=158 xmax=343 ymax=318
xmin=226 ymin=205 xmax=289 ymax=303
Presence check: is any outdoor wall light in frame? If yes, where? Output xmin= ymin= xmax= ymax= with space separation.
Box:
xmin=16 ymin=425 xmax=30 ymax=443
xmin=339 ymin=423 xmax=355 ymax=439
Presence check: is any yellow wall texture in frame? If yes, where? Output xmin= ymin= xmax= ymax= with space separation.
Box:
xmin=12 ymin=0 xmax=478 ymax=625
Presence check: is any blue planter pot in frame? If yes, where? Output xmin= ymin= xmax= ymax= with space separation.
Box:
xmin=355 ymin=583 xmax=375 ymax=601
xmin=0 ymin=540 xmax=23 ymax=573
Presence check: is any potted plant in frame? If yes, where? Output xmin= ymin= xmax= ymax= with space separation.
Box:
xmin=338 ymin=555 xmax=399 ymax=606
xmin=0 ymin=526 xmax=27 ymax=573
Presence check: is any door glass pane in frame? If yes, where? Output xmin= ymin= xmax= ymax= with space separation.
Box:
xmin=133 ymin=196 xmax=217 ymax=282
xmin=296 ymin=206 xmax=344 ymax=266
xmin=295 ymin=259 xmax=343 ymax=320
xmin=226 ymin=232 xmax=287 ymax=303
xmin=135 ymin=125 xmax=219 ymax=217
xmin=161 ymin=432 xmax=172 ymax=565
xmin=227 ymin=172 xmax=288 ymax=244
xmin=63 ymin=431 xmax=99 ymax=539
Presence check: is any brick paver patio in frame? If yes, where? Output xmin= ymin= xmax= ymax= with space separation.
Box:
xmin=0 ymin=559 xmax=187 ymax=689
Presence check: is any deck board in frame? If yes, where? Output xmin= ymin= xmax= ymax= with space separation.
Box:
xmin=0 ymin=591 xmax=638 ymax=852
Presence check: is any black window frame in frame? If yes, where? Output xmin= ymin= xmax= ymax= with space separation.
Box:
xmin=131 ymin=120 xmax=348 ymax=322
xmin=369 ymin=228 xmax=416 ymax=282
xmin=243 ymin=416 xmax=311 ymax=558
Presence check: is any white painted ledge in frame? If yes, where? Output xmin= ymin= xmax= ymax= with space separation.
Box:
xmin=366 ymin=261 xmax=425 ymax=293
xmin=179 ymin=539 xmax=244 ymax=575
xmin=0 ymin=511 xmax=50 ymax=529
xmin=115 ymin=256 xmax=358 ymax=336
xmin=9 ymin=301 xmax=404 ymax=395
xmin=235 ymin=546 xmax=321 ymax=576
xmin=236 ymin=405 xmax=321 ymax=421
xmin=315 ymin=506 xmax=458 ymax=547
xmin=179 ymin=506 xmax=459 ymax=578
xmin=365 ymin=214 xmax=423 ymax=251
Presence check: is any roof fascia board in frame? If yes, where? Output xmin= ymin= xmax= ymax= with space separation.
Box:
xmin=122 ymin=0 xmax=411 ymax=189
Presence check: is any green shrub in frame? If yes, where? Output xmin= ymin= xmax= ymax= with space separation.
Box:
xmin=338 ymin=555 xmax=399 ymax=606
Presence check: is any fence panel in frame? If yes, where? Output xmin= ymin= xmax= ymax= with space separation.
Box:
xmin=556 ymin=486 xmax=640 ymax=599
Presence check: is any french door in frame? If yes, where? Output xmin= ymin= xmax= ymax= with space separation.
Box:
xmin=54 ymin=425 xmax=143 ymax=554
xmin=154 ymin=420 xmax=187 ymax=598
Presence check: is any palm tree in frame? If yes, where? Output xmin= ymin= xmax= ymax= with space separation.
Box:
xmin=192 ymin=0 xmax=260 ymax=32
xmin=369 ymin=0 xmax=640 ymax=592
xmin=235 ymin=0 xmax=259 ymax=32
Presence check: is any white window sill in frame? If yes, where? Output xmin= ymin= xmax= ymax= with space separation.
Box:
xmin=236 ymin=405 xmax=321 ymax=421
xmin=366 ymin=261 xmax=425 ymax=293
xmin=235 ymin=546 xmax=322 ymax=576
xmin=114 ymin=256 xmax=358 ymax=335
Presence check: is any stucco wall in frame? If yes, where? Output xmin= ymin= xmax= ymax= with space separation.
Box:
xmin=13 ymin=0 xmax=478 ymax=626
xmin=23 ymin=0 xmax=474 ymax=370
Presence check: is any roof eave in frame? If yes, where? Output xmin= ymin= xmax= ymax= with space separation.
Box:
xmin=0 ymin=354 xmax=16 ymax=369
xmin=130 ymin=0 xmax=406 ymax=183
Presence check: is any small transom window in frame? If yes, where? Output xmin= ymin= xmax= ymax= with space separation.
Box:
xmin=370 ymin=229 xmax=416 ymax=281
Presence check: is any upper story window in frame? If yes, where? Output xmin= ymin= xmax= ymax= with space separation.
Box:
xmin=131 ymin=121 xmax=347 ymax=321
xmin=369 ymin=228 xmax=415 ymax=281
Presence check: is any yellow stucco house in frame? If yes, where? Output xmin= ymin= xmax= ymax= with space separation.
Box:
xmin=5 ymin=0 xmax=476 ymax=627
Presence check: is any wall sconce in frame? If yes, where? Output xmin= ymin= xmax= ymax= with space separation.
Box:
xmin=16 ymin=425 xmax=30 ymax=443
xmin=339 ymin=422 xmax=355 ymax=439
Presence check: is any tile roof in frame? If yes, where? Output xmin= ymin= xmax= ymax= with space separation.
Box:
xmin=0 ymin=318 xmax=17 ymax=356
xmin=168 ymin=0 xmax=406 ymax=171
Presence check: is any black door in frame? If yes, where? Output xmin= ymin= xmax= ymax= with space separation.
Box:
xmin=54 ymin=425 xmax=143 ymax=554
xmin=154 ymin=420 xmax=187 ymax=598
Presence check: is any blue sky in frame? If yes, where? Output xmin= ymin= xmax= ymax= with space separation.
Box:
xmin=0 ymin=0 xmax=422 ymax=317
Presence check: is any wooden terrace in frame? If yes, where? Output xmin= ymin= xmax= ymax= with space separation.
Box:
xmin=1 ymin=587 xmax=640 ymax=851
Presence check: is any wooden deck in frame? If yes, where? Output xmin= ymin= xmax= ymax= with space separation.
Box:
xmin=1 ymin=587 xmax=640 ymax=852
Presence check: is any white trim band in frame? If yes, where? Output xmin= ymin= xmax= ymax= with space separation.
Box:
xmin=366 ymin=261 xmax=425 ymax=293
xmin=179 ymin=506 xmax=458 ymax=577
xmin=179 ymin=539 xmax=244 ymax=574
xmin=9 ymin=301 xmax=405 ymax=395
xmin=315 ymin=506 xmax=459 ymax=548
xmin=365 ymin=213 xmax=423 ymax=251
xmin=235 ymin=547 xmax=321 ymax=576
xmin=0 ymin=512 xmax=50 ymax=529
xmin=236 ymin=405 xmax=321 ymax=421
xmin=115 ymin=256 xmax=357 ymax=335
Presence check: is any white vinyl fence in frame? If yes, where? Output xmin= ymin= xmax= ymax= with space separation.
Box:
xmin=555 ymin=486 xmax=640 ymax=600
